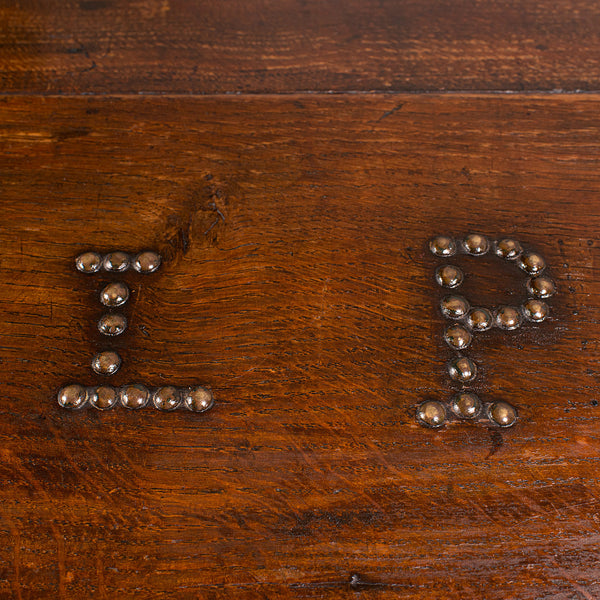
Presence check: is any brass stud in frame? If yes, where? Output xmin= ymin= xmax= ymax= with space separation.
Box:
xmin=450 ymin=392 xmax=482 ymax=419
xmin=429 ymin=235 xmax=457 ymax=257
xmin=426 ymin=235 xmax=554 ymax=431
xmin=488 ymin=401 xmax=518 ymax=427
xmin=494 ymin=238 xmax=523 ymax=260
xmin=526 ymin=276 xmax=556 ymax=298
xmin=495 ymin=306 xmax=522 ymax=330
xmin=153 ymin=386 xmax=181 ymax=411
xmin=522 ymin=299 xmax=549 ymax=322
xmin=416 ymin=400 xmax=446 ymax=428
xmin=103 ymin=251 xmax=130 ymax=272
xmin=57 ymin=384 xmax=88 ymax=409
xmin=462 ymin=233 xmax=489 ymax=256
xmin=444 ymin=324 xmax=472 ymax=350
xmin=100 ymin=282 xmax=130 ymax=307
xmin=91 ymin=350 xmax=121 ymax=375
xmin=466 ymin=307 xmax=493 ymax=332
xmin=75 ymin=251 xmax=102 ymax=274
xmin=89 ymin=386 xmax=118 ymax=410
xmin=440 ymin=295 xmax=470 ymax=319
xmin=120 ymin=384 xmax=149 ymax=409
xmin=133 ymin=251 xmax=161 ymax=274
xmin=518 ymin=251 xmax=546 ymax=275
xmin=97 ymin=313 xmax=127 ymax=336
xmin=435 ymin=265 xmax=464 ymax=289
xmin=447 ymin=356 xmax=477 ymax=383
xmin=183 ymin=387 xmax=215 ymax=412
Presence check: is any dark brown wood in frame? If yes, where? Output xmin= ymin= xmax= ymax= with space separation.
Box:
xmin=3 ymin=0 xmax=600 ymax=94
xmin=0 ymin=94 xmax=599 ymax=598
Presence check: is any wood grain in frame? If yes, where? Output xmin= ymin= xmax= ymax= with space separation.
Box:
xmin=0 ymin=94 xmax=599 ymax=598
xmin=3 ymin=0 xmax=600 ymax=94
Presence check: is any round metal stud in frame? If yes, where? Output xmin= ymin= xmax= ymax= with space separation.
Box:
xmin=57 ymin=384 xmax=88 ymax=409
xmin=120 ymin=384 xmax=149 ymax=409
xmin=488 ymin=401 xmax=518 ymax=427
xmin=100 ymin=282 xmax=130 ymax=307
xmin=91 ymin=350 xmax=121 ymax=375
xmin=522 ymin=299 xmax=549 ymax=322
xmin=98 ymin=313 xmax=127 ymax=336
xmin=75 ymin=251 xmax=102 ymax=274
xmin=435 ymin=265 xmax=464 ymax=289
xmin=517 ymin=251 xmax=546 ymax=275
xmin=526 ymin=276 xmax=556 ymax=299
xmin=416 ymin=400 xmax=446 ymax=428
xmin=450 ymin=392 xmax=482 ymax=419
xmin=462 ymin=233 xmax=489 ymax=256
xmin=103 ymin=251 xmax=130 ymax=272
xmin=183 ymin=387 xmax=215 ymax=413
xmin=465 ymin=307 xmax=493 ymax=332
xmin=494 ymin=238 xmax=523 ymax=260
xmin=429 ymin=235 xmax=456 ymax=257
xmin=89 ymin=386 xmax=118 ymax=410
xmin=444 ymin=324 xmax=472 ymax=350
xmin=495 ymin=306 xmax=522 ymax=330
xmin=153 ymin=386 xmax=181 ymax=411
xmin=447 ymin=357 xmax=477 ymax=383
xmin=440 ymin=295 xmax=470 ymax=319
xmin=133 ymin=251 xmax=161 ymax=274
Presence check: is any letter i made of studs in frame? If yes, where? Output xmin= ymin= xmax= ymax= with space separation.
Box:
xmin=57 ymin=250 xmax=215 ymax=414
xmin=417 ymin=235 xmax=557 ymax=429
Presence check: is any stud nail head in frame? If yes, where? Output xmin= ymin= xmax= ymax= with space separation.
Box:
xmin=447 ymin=357 xmax=478 ymax=383
xmin=462 ymin=233 xmax=489 ymax=256
xmin=440 ymin=295 xmax=470 ymax=319
xmin=495 ymin=306 xmax=522 ymax=330
xmin=466 ymin=307 xmax=493 ymax=331
xmin=518 ymin=251 xmax=546 ymax=275
xmin=183 ymin=387 xmax=215 ymax=412
xmin=98 ymin=313 xmax=127 ymax=336
xmin=89 ymin=386 xmax=118 ymax=410
xmin=100 ymin=282 xmax=130 ymax=307
xmin=429 ymin=235 xmax=457 ymax=257
xmin=57 ymin=384 xmax=88 ymax=409
xmin=416 ymin=400 xmax=447 ymax=428
xmin=526 ymin=276 xmax=556 ymax=298
xmin=91 ymin=350 xmax=122 ymax=375
xmin=75 ymin=251 xmax=103 ymax=274
xmin=120 ymin=384 xmax=149 ymax=409
xmin=451 ymin=392 xmax=482 ymax=419
xmin=522 ymin=299 xmax=549 ymax=322
xmin=103 ymin=251 xmax=130 ymax=272
xmin=444 ymin=324 xmax=472 ymax=350
xmin=435 ymin=265 xmax=464 ymax=289
xmin=133 ymin=251 xmax=161 ymax=274
xmin=488 ymin=401 xmax=518 ymax=427
xmin=495 ymin=238 xmax=523 ymax=260
xmin=153 ymin=386 xmax=181 ymax=411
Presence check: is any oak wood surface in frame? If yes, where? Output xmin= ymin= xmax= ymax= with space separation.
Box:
xmin=0 ymin=94 xmax=599 ymax=598
xmin=3 ymin=0 xmax=600 ymax=94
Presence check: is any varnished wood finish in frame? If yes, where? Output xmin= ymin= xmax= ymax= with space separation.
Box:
xmin=0 ymin=95 xmax=599 ymax=598
xmin=3 ymin=0 xmax=600 ymax=94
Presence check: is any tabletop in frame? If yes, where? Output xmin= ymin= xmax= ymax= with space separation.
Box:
xmin=1 ymin=2 xmax=599 ymax=599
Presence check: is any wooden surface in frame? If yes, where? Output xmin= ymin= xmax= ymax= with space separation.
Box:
xmin=0 ymin=94 xmax=599 ymax=598
xmin=3 ymin=0 xmax=600 ymax=94
xmin=3 ymin=0 xmax=600 ymax=597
